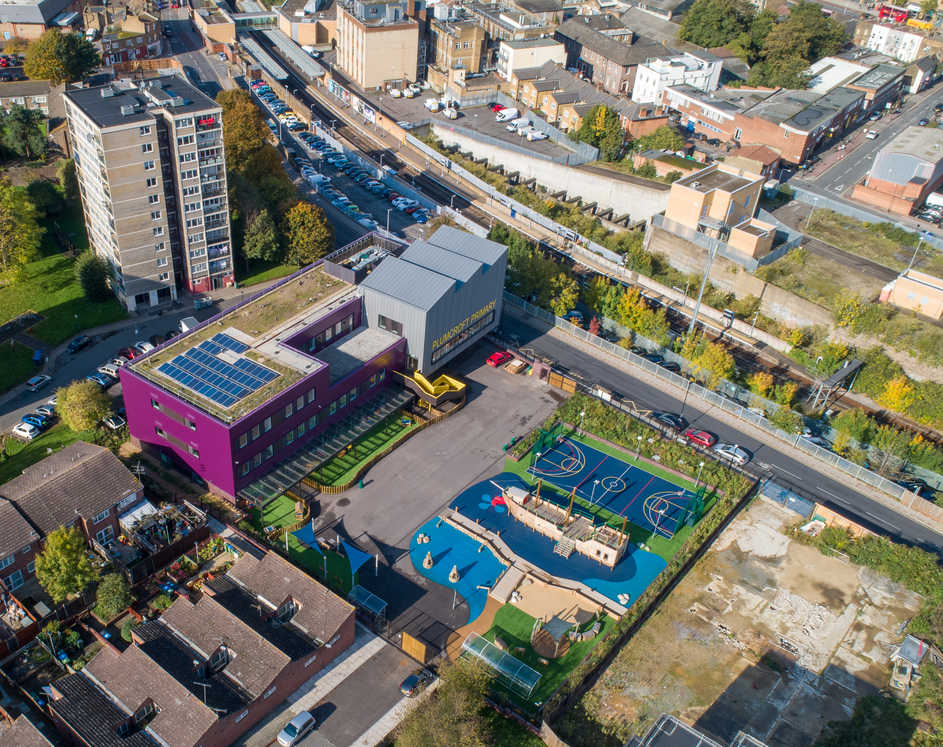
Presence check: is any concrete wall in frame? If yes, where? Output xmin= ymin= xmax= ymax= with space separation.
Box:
xmin=432 ymin=124 xmax=671 ymax=222
xmin=644 ymin=225 xmax=834 ymax=328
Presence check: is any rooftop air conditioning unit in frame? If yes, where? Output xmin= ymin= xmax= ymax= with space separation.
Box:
xmin=690 ymin=181 xmax=700 ymax=188
xmin=120 ymin=104 xmax=135 ymax=115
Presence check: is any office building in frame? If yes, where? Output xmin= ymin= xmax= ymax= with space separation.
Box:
xmin=336 ymin=0 xmax=421 ymax=89
xmin=64 ymin=77 xmax=232 ymax=312
xmin=631 ymin=51 xmax=722 ymax=105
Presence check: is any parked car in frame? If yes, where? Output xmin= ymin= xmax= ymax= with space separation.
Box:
xmin=714 ymin=443 xmax=751 ymax=466
xmin=489 ymin=103 xmax=506 ymax=112
xmin=526 ymin=130 xmax=548 ymax=141
xmin=865 ymin=130 xmax=878 ymax=140
xmin=34 ymin=405 xmax=56 ymax=418
xmin=46 ymin=394 xmax=58 ymax=407
xmin=11 ymin=422 xmax=39 ymax=441
xmin=149 ymin=334 xmax=165 ymax=347
xmin=642 ymin=352 xmax=664 ymax=364
xmin=652 ymin=411 xmax=685 ymax=431
xmin=165 ymin=330 xmax=179 ymax=340
xmin=135 ymin=341 xmax=155 ymax=354
xmin=277 ymin=712 xmax=316 ymax=747
xmin=399 ymin=669 xmax=434 ymax=697
xmin=21 ymin=413 xmax=51 ymax=431
xmin=487 ymin=351 xmax=513 ymax=367
xmin=683 ymin=428 xmax=717 ymax=448
xmin=98 ymin=363 xmax=121 ymax=379
xmin=86 ymin=372 xmax=115 ymax=389
xmin=110 ymin=355 xmax=131 ymax=368
xmin=919 ymin=118 xmax=930 ymax=126
xmin=66 ymin=334 xmax=91 ymax=353
xmin=413 ymin=211 xmax=429 ymax=223
xmin=103 ymin=415 xmax=127 ymax=431
xmin=658 ymin=361 xmax=681 ymax=372
xmin=358 ymin=217 xmax=379 ymax=230
xmin=25 ymin=374 xmax=52 ymax=392
xmin=390 ymin=88 xmax=402 ymax=98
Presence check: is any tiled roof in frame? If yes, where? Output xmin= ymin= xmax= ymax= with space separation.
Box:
xmin=227 ymin=552 xmax=354 ymax=644
xmin=84 ymin=644 xmax=219 ymax=747
xmin=0 ymin=714 xmax=59 ymax=747
xmin=556 ymin=17 xmax=669 ymax=68
xmin=160 ymin=591 xmax=292 ymax=696
xmin=0 ymin=442 xmax=140 ymax=536
xmin=0 ymin=498 xmax=39 ymax=559
xmin=48 ymin=673 xmax=157 ymax=747
xmin=733 ymin=143 xmax=782 ymax=165
xmin=0 ymin=80 xmax=53 ymax=98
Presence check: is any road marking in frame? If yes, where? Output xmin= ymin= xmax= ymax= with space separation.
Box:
xmin=771 ymin=466 xmax=802 ymax=480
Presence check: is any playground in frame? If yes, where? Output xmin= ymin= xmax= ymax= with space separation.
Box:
xmin=309 ymin=412 xmax=418 ymax=487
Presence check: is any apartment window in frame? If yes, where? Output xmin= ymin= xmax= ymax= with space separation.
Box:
xmin=192 ymin=262 xmax=207 ymax=273
xmin=0 ymin=555 xmax=13 ymax=571
xmin=296 ymin=395 xmax=305 ymax=411
xmin=149 ymin=194 xmax=160 ymax=205
xmin=454 ymin=41 xmax=461 ymax=49
xmin=305 ymin=655 xmax=317 ymax=667
xmin=349 ymin=387 xmax=357 ymax=402
xmin=185 ymin=202 xmax=201 ymax=213
xmin=177 ymin=135 xmax=194 ymax=146
xmin=734 ymin=128 xmax=742 ymax=140
xmin=157 ymin=257 xmax=168 ymax=267
xmin=155 ymin=242 xmax=165 ymax=252
xmin=264 ymin=686 xmax=277 ymax=699
xmin=235 ymin=711 xmax=248 ymax=724
xmin=142 ymin=142 xmax=153 ymax=154
xmin=151 ymin=211 xmax=162 ymax=221
xmin=186 ymin=217 xmax=203 ymax=228
xmin=158 ymin=272 xmax=169 ymax=281
xmin=22 ymin=545 xmax=30 ymax=555
xmin=146 ymin=177 xmax=157 ymax=188
xmin=183 ymin=185 xmax=199 ymax=196
xmin=140 ymin=126 xmax=151 ymax=136
xmin=176 ymin=117 xmax=193 ymax=128
xmin=179 ymin=152 xmax=196 ymax=163
xmin=744 ymin=195 xmax=751 ymax=208
xmin=263 ymin=416 xmax=272 ymax=433
xmin=188 ymin=445 xmax=199 ymax=458
xmin=153 ymin=227 xmax=164 ymax=237
xmin=144 ymin=160 xmax=155 ymax=171
xmin=92 ymin=509 xmax=110 ymax=524
xmin=182 ymin=169 xmax=198 ymax=180
xmin=189 ymin=238 xmax=205 ymax=249
xmin=135 ymin=703 xmax=156 ymax=723
xmin=26 ymin=561 xmax=34 ymax=575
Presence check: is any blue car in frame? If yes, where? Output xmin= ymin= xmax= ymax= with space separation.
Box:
xmin=86 ymin=372 xmax=114 ymax=389
xmin=21 ymin=413 xmax=50 ymax=430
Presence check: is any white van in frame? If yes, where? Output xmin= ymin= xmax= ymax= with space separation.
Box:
xmin=424 ymin=98 xmax=440 ymax=112
xmin=301 ymin=45 xmax=320 ymax=57
xmin=85 ymin=28 xmax=98 ymax=41
xmin=495 ymin=108 xmax=519 ymax=122
xmin=443 ymin=108 xmax=458 ymax=119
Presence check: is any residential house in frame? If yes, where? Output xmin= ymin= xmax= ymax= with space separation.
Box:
xmin=0 ymin=0 xmax=83 ymax=41
xmin=0 ymin=712 xmax=63 ymax=747
xmin=903 ymin=55 xmax=937 ymax=93
xmin=497 ymin=37 xmax=565 ymax=80
xmin=724 ymin=143 xmax=782 ymax=179
xmin=632 ymin=50 xmax=723 ymax=105
xmin=855 ymin=18 xmax=943 ymax=64
xmin=576 ymin=12 xmax=632 ymax=42
xmin=852 ymin=126 xmax=943 ymax=214
xmin=554 ymin=16 xmax=669 ymax=95
xmin=504 ymin=0 xmax=562 ymax=24
xmin=0 ymin=442 xmax=143 ymax=593
xmin=84 ymin=2 xmax=162 ymax=64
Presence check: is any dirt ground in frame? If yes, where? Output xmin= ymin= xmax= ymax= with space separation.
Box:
xmin=587 ymin=498 xmax=921 ymax=746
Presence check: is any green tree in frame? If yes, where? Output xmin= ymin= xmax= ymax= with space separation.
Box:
xmin=243 ymin=209 xmax=282 ymax=265
xmin=869 ymin=424 xmax=910 ymax=475
xmin=573 ymin=104 xmax=624 ymax=161
xmin=34 ymin=526 xmax=97 ymax=603
xmin=215 ymin=88 xmax=255 ymax=113
xmin=920 ymin=0 xmax=937 ymax=17
xmin=665 ymin=170 xmax=683 ymax=183
xmin=678 ymin=0 xmax=754 ymax=48
xmin=856 ymin=346 xmax=905 ymax=400
xmin=693 ymin=342 xmax=736 ymax=386
xmin=26 ymin=178 xmax=62 ymax=216
xmin=0 ymin=178 xmax=42 ymax=284
xmin=769 ymin=406 xmax=802 ymax=434
xmin=24 ymin=29 xmax=100 ymax=85
xmin=56 ymin=379 xmax=112 ymax=432
xmin=2 ymin=104 xmax=46 ymax=159
xmin=56 ymin=157 xmax=79 ymax=199
xmin=394 ymin=657 xmax=492 ymax=747
xmin=285 ymin=202 xmax=334 ymax=266
xmin=241 ymin=143 xmax=287 ymax=186
xmin=635 ymin=160 xmax=657 ymax=179
xmin=549 ymin=273 xmax=579 ymax=317
xmin=633 ymin=125 xmax=685 ymax=153
xmin=728 ymin=9 xmax=777 ymax=65
xmin=5 ymin=38 xmax=29 ymax=56
xmin=74 ymin=250 xmax=112 ymax=302
xmin=95 ymin=573 xmax=133 ymax=620
xmin=830 ymin=408 xmax=872 ymax=443
xmin=220 ymin=98 xmax=271 ymax=172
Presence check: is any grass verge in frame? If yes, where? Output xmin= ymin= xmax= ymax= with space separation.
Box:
xmin=0 ymin=423 xmax=96 ymax=486
xmin=486 ymin=709 xmax=544 ymax=747
xmin=0 ymin=341 xmax=39 ymax=394
xmin=236 ymin=259 xmax=297 ymax=287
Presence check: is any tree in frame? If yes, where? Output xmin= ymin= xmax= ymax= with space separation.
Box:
xmin=749 ymin=371 xmax=774 ymax=398
xmin=769 ymin=406 xmax=802 ymax=434
xmin=26 ymin=178 xmax=62 ymax=215
xmin=694 ymin=342 xmax=736 ymax=386
xmin=3 ymin=104 xmax=46 ymax=159
xmin=920 ymin=0 xmax=937 ymax=17
xmin=56 ymin=380 xmax=112 ymax=432
xmin=573 ymin=104 xmax=624 ymax=161
xmin=589 ymin=316 xmax=601 ymax=336
xmin=56 ymin=158 xmax=78 ymax=200
xmin=0 ymin=178 xmax=42 ymax=284
xmin=831 ymin=408 xmax=873 ymax=443
xmin=869 ymin=424 xmax=910 ymax=475
xmin=549 ymin=273 xmax=579 ymax=317
xmin=242 ymin=144 xmax=288 ymax=187
xmin=221 ymin=99 xmax=271 ymax=171
xmin=74 ymin=250 xmax=112 ymax=302
xmin=243 ymin=209 xmax=282 ymax=266
xmin=635 ymin=160 xmax=657 ymax=179
xmin=665 ymin=170 xmax=683 ymax=183
xmin=34 ymin=526 xmax=97 ymax=603
xmin=878 ymin=375 xmax=916 ymax=414
xmin=215 ymin=88 xmax=255 ymax=113
xmin=285 ymin=202 xmax=334 ymax=265
xmin=815 ymin=694 xmax=915 ymax=747
xmin=394 ymin=657 xmax=492 ymax=747
xmin=25 ymin=30 xmax=100 ymax=85
xmin=5 ymin=38 xmax=29 ymax=56
xmin=678 ymin=0 xmax=754 ymax=48
xmin=634 ymin=125 xmax=685 ymax=153
xmin=95 ymin=573 xmax=133 ymax=620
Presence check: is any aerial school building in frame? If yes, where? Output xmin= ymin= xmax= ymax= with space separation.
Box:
xmin=122 ymin=228 xmax=508 ymax=504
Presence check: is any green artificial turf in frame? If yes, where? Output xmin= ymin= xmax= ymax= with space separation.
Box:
xmin=311 ymin=414 xmax=417 ymax=487
xmin=236 ymin=259 xmax=297 ymax=287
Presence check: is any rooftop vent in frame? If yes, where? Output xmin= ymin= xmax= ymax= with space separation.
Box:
xmin=690 ymin=181 xmax=700 ymax=189
xmin=120 ymin=104 xmax=136 ymax=116
xmin=100 ymin=86 xmax=118 ymax=98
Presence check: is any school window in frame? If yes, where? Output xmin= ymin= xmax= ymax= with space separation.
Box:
xmin=308 ymin=414 xmax=317 ymax=429
xmin=151 ymin=399 xmax=160 ymax=409
xmin=235 ymin=711 xmax=248 ymax=724
xmin=307 ymin=387 xmax=316 ymax=404
xmin=378 ymin=368 xmax=385 ymax=381
xmin=264 ymin=686 xmax=277 ymax=699
xmin=297 ymin=422 xmax=306 ymax=437
xmin=146 ymin=177 xmax=157 ymax=188
xmin=369 ymin=374 xmax=376 ymax=387
xmin=305 ymin=655 xmax=317 ymax=667
xmin=185 ymin=418 xmax=196 ymax=431
xmin=253 ymin=453 xmax=262 ymax=468
xmin=144 ymin=160 xmax=155 ymax=171
xmin=142 ymin=142 xmax=153 ymax=153
xmin=286 ymin=430 xmax=294 ymax=446
xmin=252 ymin=424 xmax=261 ymax=440
xmin=265 ymin=444 xmax=274 ymax=459
xmin=238 ymin=433 xmax=248 ymax=449
xmin=240 ymin=463 xmax=250 ymax=476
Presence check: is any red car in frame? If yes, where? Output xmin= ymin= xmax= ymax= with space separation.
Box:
xmin=386 ymin=192 xmax=402 ymax=202
xmin=489 ymin=103 xmax=505 ymax=112
xmin=683 ymin=428 xmax=717 ymax=449
xmin=487 ymin=351 xmax=513 ymax=367
xmin=118 ymin=347 xmax=141 ymax=360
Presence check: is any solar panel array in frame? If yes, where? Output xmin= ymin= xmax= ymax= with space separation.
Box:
xmin=157 ymin=333 xmax=278 ymax=408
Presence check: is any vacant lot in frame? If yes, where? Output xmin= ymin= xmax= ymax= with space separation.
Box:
xmin=757 ymin=250 xmax=883 ymax=310
xmin=559 ymin=498 xmax=921 ymax=747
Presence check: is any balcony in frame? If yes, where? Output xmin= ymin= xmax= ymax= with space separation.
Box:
xmin=209 ymin=258 xmax=230 ymax=272
xmin=196 ymin=116 xmax=221 ymax=133
xmin=208 ymin=244 xmax=230 ymax=259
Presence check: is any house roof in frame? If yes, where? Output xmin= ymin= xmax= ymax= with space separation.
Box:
xmin=556 ymin=18 xmax=669 ymax=69
xmin=0 ymin=80 xmax=53 ymax=98
xmin=0 ymin=498 xmax=39 ymax=559
xmin=48 ymin=673 xmax=157 ymax=747
xmin=84 ymin=643 xmax=219 ymax=747
xmin=731 ymin=143 xmax=782 ymax=165
xmin=0 ymin=714 xmax=60 ymax=747
xmin=895 ymin=635 xmax=929 ymax=666
xmin=0 ymin=442 xmax=141 ymax=537
xmin=911 ymin=55 xmax=937 ymax=73
xmin=225 ymin=551 xmax=354 ymax=644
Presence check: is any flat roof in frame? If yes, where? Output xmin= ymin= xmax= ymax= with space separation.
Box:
xmin=806 ymin=56 xmax=872 ymax=94
xmin=132 ymin=265 xmax=356 ymax=422
xmin=317 ymin=326 xmax=400 ymax=384
xmin=901 ymin=269 xmax=943 ymax=292
xmin=849 ymin=63 xmax=905 ymax=91
xmin=63 ymin=78 xmax=220 ymax=129
xmin=881 ymin=125 xmax=943 ymax=163
xmin=681 ymin=167 xmax=754 ymax=194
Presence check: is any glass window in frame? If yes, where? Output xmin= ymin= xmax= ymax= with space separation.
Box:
xmin=308 ymin=414 xmax=317 ymax=429
xmin=253 ymin=453 xmax=262 ymax=468
xmin=350 ymin=387 xmax=357 ymax=401
xmin=240 ymin=463 xmax=250 ymax=476
xmin=307 ymin=387 xmax=316 ymax=404
xmin=330 ymin=402 xmax=337 ymax=415
xmin=286 ymin=430 xmax=294 ymax=446
xmin=238 ymin=433 xmax=248 ymax=449
xmin=296 ymin=396 xmax=305 ymax=411
xmin=251 ymin=424 xmax=261 ymax=440
xmin=340 ymin=394 xmax=347 ymax=407
xmin=298 ymin=422 xmax=306 ymax=437
xmin=285 ymin=402 xmax=293 ymax=418
xmin=263 ymin=416 xmax=272 ymax=432
xmin=265 ymin=444 xmax=274 ymax=459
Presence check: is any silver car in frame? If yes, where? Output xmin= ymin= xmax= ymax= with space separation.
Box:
xmin=713 ymin=443 xmax=751 ymax=466
xmin=277 ymin=712 xmax=315 ymax=746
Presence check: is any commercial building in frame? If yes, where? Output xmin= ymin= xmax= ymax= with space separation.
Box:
xmin=463 ymin=2 xmax=552 ymax=68
xmin=46 ymin=551 xmax=355 ymax=747
xmin=554 ymin=16 xmax=669 ymax=95
xmin=0 ymin=0 xmax=82 ymax=40
xmin=852 ymin=125 xmax=943 ymax=214
xmin=631 ymin=51 xmax=722 ymax=105
xmin=336 ymin=0 xmax=422 ymax=89
xmin=429 ymin=10 xmax=487 ymax=75
xmin=497 ymin=37 xmax=565 ymax=80
xmin=882 ymin=270 xmax=943 ymax=319
xmin=64 ymin=78 xmax=232 ymax=312
xmin=122 ymin=229 xmax=507 ymax=504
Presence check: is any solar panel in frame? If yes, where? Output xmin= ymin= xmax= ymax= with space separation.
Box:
xmin=234 ymin=357 xmax=279 ymax=382
xmin=213 ymin=333 xmax=249 ymax=354
xmin=186 ymin=349 xmax=267 ymax=390
xmin=198 ymin=339 xmax=225 ymax=356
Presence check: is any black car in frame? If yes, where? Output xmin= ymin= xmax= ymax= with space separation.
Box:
xmin=67 ymin=334 xmax=91 ymax=353
xmin=165 ymin=329 xmax=179 ymax=340
xmin=658 ymin=361 xmax=681 ymax=372
xmin=898 ymin=478 xmax=936 ymax=497
xmin=399 ymin=669 xmax=434 ymax=697
xmin=642 ymin=352 xmax=665 ymax=364
xmin=707 ymin=138 xmax=722 ymax=147
xmin=652 ymin=411 xmax=686 ymax=431
xmin=149 ymin=334 xmax=166 ymax=347
xmin=919 ymin=118 xmax=930 ymax=126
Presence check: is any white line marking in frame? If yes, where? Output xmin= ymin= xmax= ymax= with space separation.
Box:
xmin=772 ymin=466 xmax=802 ymax=480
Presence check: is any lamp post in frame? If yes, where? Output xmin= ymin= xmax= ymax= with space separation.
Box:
xmin=75 ymin=314 xmax=80 ymax=333
xmin=473 ymin=114 xmax=478 ymax=134
xmin=805 ymin=197 xmax=818 ymax=230
xmin=696 ymin=461 xmax=705 ymax=487
xmin=590 ymin=479 xmax=600 ymax=506
xmin=634 ymin=435 xmax=644 ymax=461
xmin=908 ymin=230 xmax=927 ymax=271
xmin=386 ymin=207 xmax=394 ymax=234
xmin=687 ymin=220 xmax=727 ymax=336
xmin=378 ymin=153 xmax=385 ymax=169
xmin=450 ymin=194 xmax=457 ymax=209
xmin=531 ymin=450 xmax=543 ymax=481
xmin=579 ymin=410 xmax=585 ymax=436
xmin=748 ymin=310 xmax=759 ymax=337
xmin=330 ymin=119 xmax=336 ymax=135
xmin=651 ymin=507 xmax=666 ymax=541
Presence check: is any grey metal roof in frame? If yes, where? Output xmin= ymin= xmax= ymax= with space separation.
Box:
xmin=424 ymin=226 xmax=509 ymax=268
xmin=360 ymin=256 xmax=456 ymax=311
xmin=400 ymin=242 xmax=482 ymax=286
xmin=850 ymin=63 xmax=906 ymax=91
xmin=896 ymin=635 xmax=929 ymax=666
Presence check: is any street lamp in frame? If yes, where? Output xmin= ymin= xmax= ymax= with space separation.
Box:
xmin=908 ymin=229 xmax=927 ymax=271
xmin=590 ymin=479 xmax=600 ymax=505
xmin=651 ymin=507 xmax=666 ymax=540
xmin=386 ymin=207 xmax=394 ymax=233
xmin=75 ymin=314 xmax=80 ymax=332
xmin=805 ymin=197 xmax=818 ymax=230
xmin=450 ymin=194 xmax=457 ymax=209
xmin=634 ymin=435 xmax=644 ymax=461
xmin=378 ymin=153 xmax=384 ymax=169
xmin=748 ymin=310 xmax=759 ymax=337
xmin=696 ymin=461 xmax=705 ymax=486
xmin=579 ymin=410 xmax=585 ymax=436
xmin=473 ymin=114 xmax=478 ymax=134
xmin=531 ymin=450 xmax=543 ymax=480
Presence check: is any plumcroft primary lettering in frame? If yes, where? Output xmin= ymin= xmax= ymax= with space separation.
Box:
xmin=431 ymin=300 xmax=496 ymax=350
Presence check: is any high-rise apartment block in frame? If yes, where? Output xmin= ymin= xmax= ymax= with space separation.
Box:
xmin=64 ymin=77 xmax=233 ymax=312
xmin=336 ymin=0 xmax=421 ymax=89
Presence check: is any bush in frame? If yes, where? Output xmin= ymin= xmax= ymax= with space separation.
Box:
xmin=120 ymin=619 xmax=139 ymax=643
xmin=95 ymin=573 xmax=133 ymax=620
xmin=152 ymin=593 xmax=172 ymax=610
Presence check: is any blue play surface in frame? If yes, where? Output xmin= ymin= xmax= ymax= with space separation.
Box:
xmin=529 ymin=436 xmax=695 ymax=538
xmin=448 ymin=474 xmax=667 ymax=608
xmin=409 ymin=518 xmax=507 ymax=625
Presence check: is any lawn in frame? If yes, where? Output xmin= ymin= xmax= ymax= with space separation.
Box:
xmin=311 ymin=413 xmax=417 ymax=487
xmin=486 ymin=709 xmax=544 ymax=747
xmin=482 ymin=603 xmax=615 ymax=711
xmin=0 ymin=423 xmax=96 ymax=486
xmin=249 ymin=493 xmax=299 ymax=533
xmin=503 ymin=431 xmax=716 ymax=563
xmin=0 ymin=341 xmax=39 ymax=395
xmin=0 ymin=202 xmax=128 ymax=351
xmin=236 ymin=258 xmax=297 ymax=288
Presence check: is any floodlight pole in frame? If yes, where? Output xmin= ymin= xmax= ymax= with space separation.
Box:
xmin=634 ymin=435 xmax=643 ymax=461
